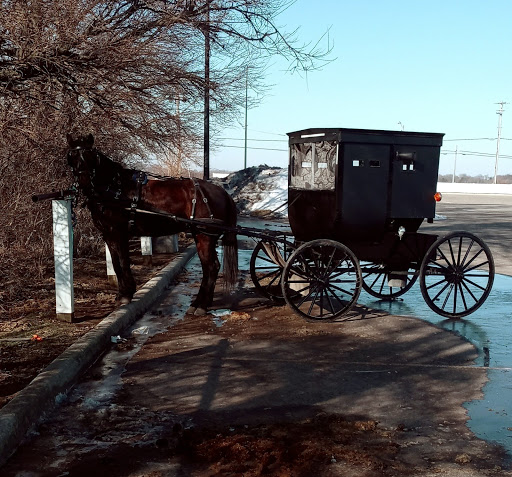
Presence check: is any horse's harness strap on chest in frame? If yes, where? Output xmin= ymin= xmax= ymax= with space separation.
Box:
xmin=190 ymin=179 xmax=214 ymax=220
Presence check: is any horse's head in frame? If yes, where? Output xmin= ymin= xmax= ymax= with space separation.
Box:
xmin=66 ymin=133 xmax=100 ymax=193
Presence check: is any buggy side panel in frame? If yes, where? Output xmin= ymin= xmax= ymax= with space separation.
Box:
xmin=340 ymin=144 xmax=390 ymax=240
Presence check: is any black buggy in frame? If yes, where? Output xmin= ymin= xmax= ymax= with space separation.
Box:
xmin=249 ymin=128 xmax=495 ymax=320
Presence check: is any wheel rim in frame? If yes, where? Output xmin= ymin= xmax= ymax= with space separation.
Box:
xmin=282 ymin=239 xmax=361 ymax=320
xmin=250 ymin=238 xmax=295 ymax=301
xmin=420 ymin=232 xmax=495 ymax=318
xmin=361 ymin=262 xmax=418 ymax=299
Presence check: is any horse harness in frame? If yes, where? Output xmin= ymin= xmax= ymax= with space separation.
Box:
xmin=68 ymin=146 xmax=216 ymax=231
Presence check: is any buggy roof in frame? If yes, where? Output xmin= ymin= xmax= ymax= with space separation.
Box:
xmin=287 ymin=128 xmax=444 ymax=147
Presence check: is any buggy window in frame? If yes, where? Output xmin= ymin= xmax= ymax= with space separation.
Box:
xmin=290 ymin=141 xmax=337 ymax=190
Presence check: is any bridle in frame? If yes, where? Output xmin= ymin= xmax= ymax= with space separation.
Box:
xmin=67 ymin=145 xmax=99 ymax=183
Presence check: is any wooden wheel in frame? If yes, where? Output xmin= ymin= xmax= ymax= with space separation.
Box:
xmin=250 ymin=237 xmax=295 ymax=302
xmin=281 ymin=239 xmax=362 ymax=320
xmin=361 ymin=261 xmax=418 ymax=299
xmin=419 ymin=231 xmax=495 ymax=318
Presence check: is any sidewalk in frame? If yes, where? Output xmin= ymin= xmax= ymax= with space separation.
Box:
xmin=0 ymin=245 xmax=196 ymax=467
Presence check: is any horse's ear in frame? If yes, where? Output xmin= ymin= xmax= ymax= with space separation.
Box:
xmin=85 ymin=134 xmax=95 ymax=148
xmin=66 ymin=133 xmax=74 ymax=146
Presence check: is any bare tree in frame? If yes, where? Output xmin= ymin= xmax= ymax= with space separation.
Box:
xmin=0 ymin=0 xmax=331 ymax=307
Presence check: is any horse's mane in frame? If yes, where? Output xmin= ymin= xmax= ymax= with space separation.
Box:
xmin=96 ymin=149 xmax=128 ymax=178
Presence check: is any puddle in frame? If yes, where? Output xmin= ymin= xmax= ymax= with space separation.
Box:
xmin=359 ymin=274 xmax=512 ymax=457
xmin=66 ymin=269 xmax=198 ymax=410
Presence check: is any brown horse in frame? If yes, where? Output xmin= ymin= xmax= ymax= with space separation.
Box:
xmin=66 ymin=133 xmax=238 ymax=315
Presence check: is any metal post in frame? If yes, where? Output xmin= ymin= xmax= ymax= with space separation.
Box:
xmin=452 ymin=146 xmax=458 ymax=183
xmin=494 ymin=102 xmax=508 ymax=184
xmin=52 ymin=200 xmax=74 ymax=322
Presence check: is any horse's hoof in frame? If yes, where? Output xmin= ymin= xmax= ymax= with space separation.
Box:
xmin=194 ymin=308 xmax=207 ymax=316
xmin=186 ymin=306 xmax=197 ymax=315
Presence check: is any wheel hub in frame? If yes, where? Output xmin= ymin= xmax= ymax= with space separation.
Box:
xmin=447 ymin=265 xmax=465 ymax=284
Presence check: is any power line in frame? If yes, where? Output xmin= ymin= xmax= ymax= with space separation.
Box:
xmin=220 ymin=144 xmax=287 ymax=152
xmin=219 ymin=137 xmax=287 ymax=143
xmin=441 ymin=149 xmax=512 ymax=159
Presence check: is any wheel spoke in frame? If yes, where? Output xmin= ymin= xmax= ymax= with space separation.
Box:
xmin=461 ymin=279 xmax=479 ymax=303
xmin=462 ymin=276 xmax=488 ymax=292
xmin=448 ymin=239 xmax=457 ymax=267
xmin=431 ymin=280 xmax=452 ymax=302
xmin=456 ymin=236 xmax=463 ymax=266
xmin=452 ymin=282 xmax=458 ymax=314
xmin=256 ymin=268 xmax=280 ymax=281
xmin=368 ymin=272 xmax=384 ymax=290
xmin=437 ymin=247 xmax=454 ymax=268
xmin=459 ymin=239 xmax=475 ymax=268
xmin=426 ymin=277 xmax=449 ymax=291
xmin=462 ymin=247 xmax=483 ymax=271
xmin=464 ymin=259 xmax=489 ymax=274
xmin=296 ymin=286 xmax=315 ymax=307
xmin=307 ymin=287 xmax=321 ymax=316
xmin=325 ymin=284 xmax=349 ymax=308
xmin=378 ymin=275 xmax=386 ymax=295
xmin=257 ymin=254 xmax=281 ymax=266
xmin=441 ymin=283 xmax=455 ymax=311
xmin=457 ymin=282 xmax=469 ymax=311
xmin=262 ymin=271 xmax=281 ymax=289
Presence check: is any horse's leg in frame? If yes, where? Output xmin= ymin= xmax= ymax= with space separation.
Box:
xmin=187 ymin=234 xmax=220 ymax=316
xmin=105 ymin=235 xmax=136 ymax=304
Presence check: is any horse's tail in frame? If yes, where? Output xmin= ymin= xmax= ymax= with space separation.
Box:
xmin=222 ymin=230 xmax=238 ymax=290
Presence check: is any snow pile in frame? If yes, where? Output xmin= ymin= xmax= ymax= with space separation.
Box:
xmin=221 ymin=165 xmax=288 ymax=218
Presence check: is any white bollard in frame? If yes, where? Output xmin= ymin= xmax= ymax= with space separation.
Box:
xmin=105 ymin=244 xmax=118 ymax=285
xmin=141 ymin=236 xmax=153 ymax=266
xmin=52 ymin=200 xmax=74 ymax=322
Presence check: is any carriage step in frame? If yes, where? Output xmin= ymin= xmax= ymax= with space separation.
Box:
xmin=388 ymin=272 xmax=407 ymax=288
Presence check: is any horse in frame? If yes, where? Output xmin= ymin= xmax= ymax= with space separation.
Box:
xmin=66 ymin=133 xmax=238 ymax=316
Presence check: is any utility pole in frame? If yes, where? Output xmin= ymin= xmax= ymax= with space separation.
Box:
xmin=203 ymin=2 xmax=210 ymax=181
xmin=244 ymin=68 xmax=248 ymax=169
xmin=452 ymin=145 xmax=458 ymax=183
xmin=494 ymin=101 xmax=508 ymax=184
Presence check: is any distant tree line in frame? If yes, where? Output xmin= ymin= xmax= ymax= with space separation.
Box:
xmin=438 ymin=174 xmax=512 ymax=184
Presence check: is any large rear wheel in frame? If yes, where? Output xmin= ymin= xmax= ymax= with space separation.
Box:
xmin=419 ymin=231 xmax=494 ymax=318
xmin=281 ymin=239 xmax=362 ymax=321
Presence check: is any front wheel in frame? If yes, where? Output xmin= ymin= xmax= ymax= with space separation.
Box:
xmin=419 ymin=231 xmax=495 ymax=318
xmin=281 ymin=239 xmax=362 ymax=321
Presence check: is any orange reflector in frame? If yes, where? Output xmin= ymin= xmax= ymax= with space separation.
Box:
xmin=434 ymin=192 xmax=442 ymax=202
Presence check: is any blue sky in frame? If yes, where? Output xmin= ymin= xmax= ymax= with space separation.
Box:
xmin=211 ymin=0 xmax=512 ymax=177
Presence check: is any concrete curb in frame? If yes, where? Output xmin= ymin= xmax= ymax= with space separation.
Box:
xmin=0 ymin=245 xmax=197 ymax=467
